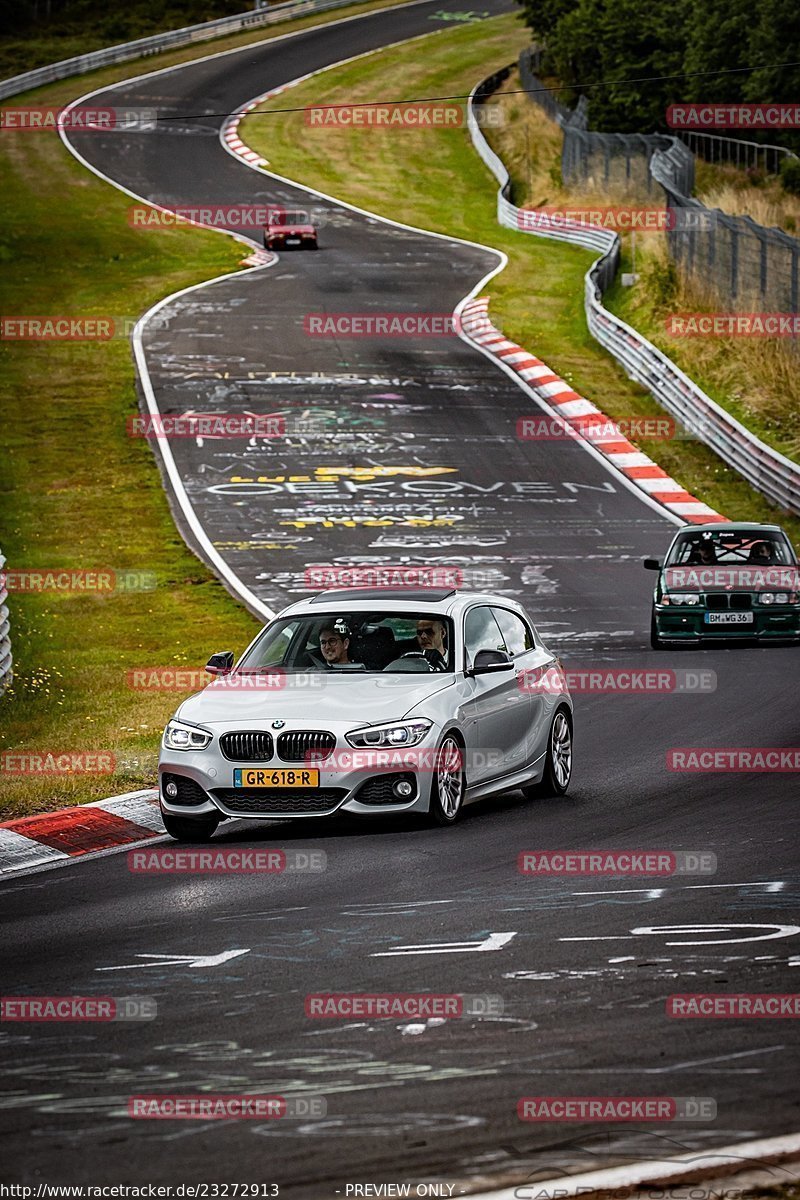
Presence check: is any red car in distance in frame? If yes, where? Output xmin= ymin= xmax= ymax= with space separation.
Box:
xmin=263 ymin=208 xmax=318 ymax=250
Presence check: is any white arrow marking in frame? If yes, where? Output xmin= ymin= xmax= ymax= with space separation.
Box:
xmin=371 ymin=931 xmax=516 ymax=957
xmin=632 ymin=924 xmax=800 ymax=946
xmin=562 ymin=924 xmax=800 ymax=947
xmin=97 ymin=950 xmax=250 ymax=972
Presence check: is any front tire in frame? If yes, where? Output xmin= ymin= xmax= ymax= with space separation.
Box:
xmin=160 ymin=809 xmax=219 ymax=843
xmin=650 ymin=610 xmax=664 ymax=650
xmin=522 ymin=709 xmax=572 ymax=799
xmin=428 ymin=734 xmax=465 ymax=826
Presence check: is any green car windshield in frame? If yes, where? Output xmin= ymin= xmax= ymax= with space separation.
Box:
xmin=666 ymin=531 xmax=794 ymax=566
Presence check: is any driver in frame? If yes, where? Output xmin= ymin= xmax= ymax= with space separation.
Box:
xmin=415 ymin=617 xmax=448 ymax=670
xmin=319 ymin=620 xmax=353 ymax=667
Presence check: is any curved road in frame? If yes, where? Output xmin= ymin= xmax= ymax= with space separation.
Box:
xmin=2 ymin=3 xmax=799 ymax=1196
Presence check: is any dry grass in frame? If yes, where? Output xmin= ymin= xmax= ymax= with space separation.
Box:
xmin=611 ymin=235 xmax=800 ymax=458
xmin=695 ymin=162 xmax=800 ymax=235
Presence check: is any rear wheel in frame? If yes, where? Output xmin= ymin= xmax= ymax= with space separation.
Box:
xmin=428 ymin=734 xmax=465 ymax=826
xmin=522 ymin=709 xmax=572 ymax=799
xmin=160 ymin=809 xmax=219 ymax=843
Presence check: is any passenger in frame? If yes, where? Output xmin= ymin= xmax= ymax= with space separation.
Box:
xmin=748 ymin=540 xmax=774 ymax=563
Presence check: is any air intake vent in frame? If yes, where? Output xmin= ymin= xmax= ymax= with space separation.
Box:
xmin=277 ymin=730 xmax=336 ymax=762
xmin=219 ymin=731 xmax=274 ymax=761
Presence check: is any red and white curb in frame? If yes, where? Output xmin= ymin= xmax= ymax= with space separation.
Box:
xmin=221 ymin=75 xmax=311 ymax=168
xmin=460 ymin=297 xmax=726 ymax=526
xmin=0 ymin=789 xmax=162 ymax=876
xmin=221 ymin=85 xmax=305 ymax=266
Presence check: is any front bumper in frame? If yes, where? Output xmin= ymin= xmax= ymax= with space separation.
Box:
xmin=654 ymin=603 xmax=800 ymax=641
xmin=158 ymin=744 xmax=439 ymax=820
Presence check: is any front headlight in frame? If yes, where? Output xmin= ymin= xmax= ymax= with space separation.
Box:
xmin=346 ymin=719 xmax=433 ymax=749
xmin=759 ymin=592 xmax=796 ymax=604
xmin=163 ymin=719 xmax=212 ymax=751
xmin=664 ymin=593 xmax=700 ymax=606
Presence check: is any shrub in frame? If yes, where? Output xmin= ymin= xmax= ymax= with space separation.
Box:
xmin=779 ymin=156 xmax=800 ymax=196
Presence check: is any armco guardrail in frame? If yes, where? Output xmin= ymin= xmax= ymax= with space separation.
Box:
xmin=675 ymin=131 xmax=795 ymax=177
xmin=0 ymin=550 xmax=11 ymax=697
xmin=468 ymin=76 xmax=800 ymax=517
xmin=0 ymin=0 xmax=373 ymax=102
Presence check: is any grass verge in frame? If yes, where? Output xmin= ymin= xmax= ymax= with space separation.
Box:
xmin=0 ymin=0 xmax=418 ymax=820
xmin=241 ymin=20 xmax=800 ymax=549
xmin=0 ymin=0 xmax=427 ymax=81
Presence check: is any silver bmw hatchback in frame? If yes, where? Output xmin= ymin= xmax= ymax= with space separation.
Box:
xmin=158 ymin=587 xmax=573 ymax=841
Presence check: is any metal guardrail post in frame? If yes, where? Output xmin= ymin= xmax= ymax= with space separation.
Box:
xmin=0 ymin=0 xmax=369 ymax=101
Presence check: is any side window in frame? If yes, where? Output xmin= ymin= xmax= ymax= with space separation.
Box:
xmin=464 ymin=606 xmax=507 ymax=663
xmin=250 ymin=620 xmax=298 ymax=668
xmin=492 ymin=608 xmax=534 ymax=656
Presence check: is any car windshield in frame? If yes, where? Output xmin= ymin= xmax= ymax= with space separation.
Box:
xmin=665 ymin=531 xmax=793 ymax=566
xmin=268 ymin=210 xmax=311 ymax=226
xmin=237 ymin=611 xmax=455 ymax=674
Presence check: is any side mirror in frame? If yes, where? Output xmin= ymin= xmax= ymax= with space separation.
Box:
xmin=470 ymin=649 xmax=515 ymax=675
xmin=643 ymin=558 xmax=662 ymax=571
xmin=206 ymin=650 xmax=234 ymax=676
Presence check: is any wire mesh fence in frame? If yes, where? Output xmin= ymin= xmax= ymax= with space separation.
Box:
xmin=518 ymin=48 xmax=800 ymax=332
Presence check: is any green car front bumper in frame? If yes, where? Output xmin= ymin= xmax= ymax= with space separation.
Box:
xmin=654 ymin=603 xmax=800 ymax=642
